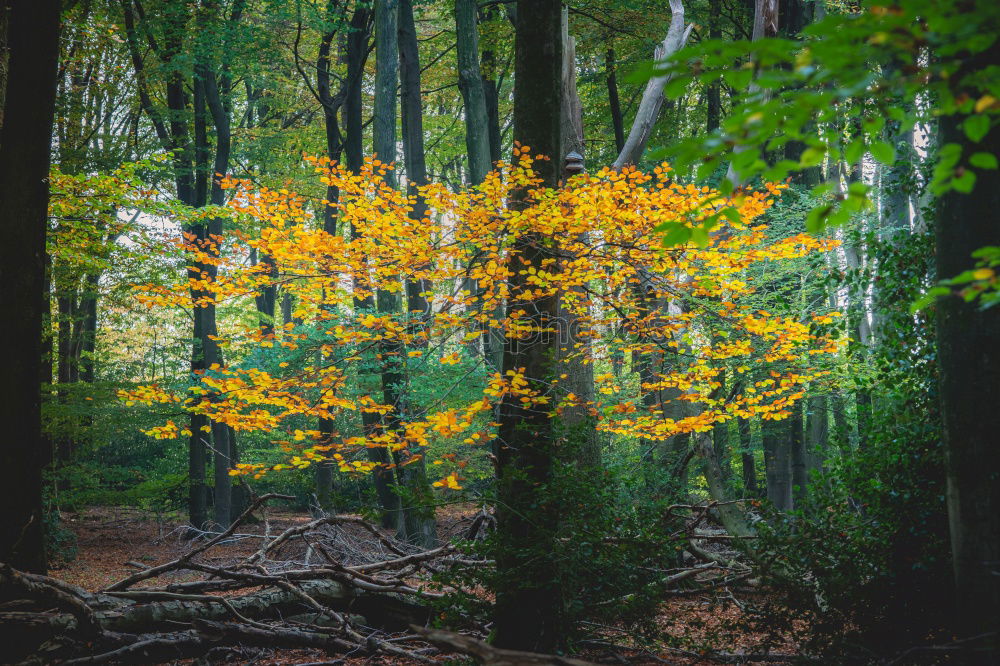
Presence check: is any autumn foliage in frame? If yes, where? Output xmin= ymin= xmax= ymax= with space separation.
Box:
xmin=121 ymin=148 xmax=839 ymax=487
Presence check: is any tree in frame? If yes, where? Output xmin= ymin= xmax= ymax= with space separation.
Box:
xmin=0 ymin=0 xmax=61 ymax=574
xmin=936 ymin=39 xmax=1000 ymax=654
xmin=651 ymin=0 xmax=1000 ymax=652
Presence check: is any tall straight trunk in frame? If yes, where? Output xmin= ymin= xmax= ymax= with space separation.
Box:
xmin=455 ymin=0 xmax=491 ymax=185
xmin=789 ymin=401 xmax=807 ymax=507
xmin=763 ymin=418 xmax=791 ymax=511
xmin=493 ymin=0 xmax=563 ymax=651
xmin=253 ymin=252 xmax=277 ymax=337
xmin=554 ymin=9 xmax=599 ymax=468
xmin=456 ymin=0 xmax=500 ymax=366
xmin=0 ymin=0 xmax=60 ymax=574
xmin=738 ymin=415 xmax=758 ymax=497
xmin=197 ymin=1 xmax=242 ymax=527
xmin=122 ymin=0 xmax=209 ymax=528
xmin=79 ymin=273 xmax=99 ymax=384
xmin=830 ymin=390 xmax=850 ymax=454
xmin=480 ymin=14 xmax=503 ymax=166
xmin=706 ymin=0 xmax=721 ymax=133
xmin=872 ymin=86 xmax=912 ymax=343
xmin=344 ymin=7 xmax=369 ymax=175
xmin=711 ymin=375 xmax=731 ymax=482
xmin=370 ymin=0 xmax=406 ymax=534
xmin=725 ymin=0 xmax=777 ymax=185
xmin=341 ymin=4 xmax=395 ymax=528
xmin=841 ymin=160 xmax=873 ymax=450
xmin=397 ymin=0 xmax=438 ymax=549
xmin=936 ymin=40 xmax=1000 ymax=651
xmin=805 ymin=394 xmax=827 ymax=472
xmin=314 ymin=0 xmax=348 ymax=516
xmin=713 ymin=421 xmax=731 ymax=482
xmin=605 ymin=46 xmax=625 ymax=153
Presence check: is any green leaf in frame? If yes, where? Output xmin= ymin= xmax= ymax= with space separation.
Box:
xmin=799 ymin=146 xmax=826 ymax=168
xmin=963 ymin=114 xmax=990 ymax=143
xmin=844 ymin=139 xmax=865 ymax=166
xmin=863 ymin=116 xmax=885 ymax=135
xmin=869 ymin=140 xmax=895 ymax=165
xmin=661 ymin=225 xmax=692 ymax=247
xmin=910 ymin=286 xmax=951 ymax=313
xmin=805 ymin=204 xmax=833 ymax=233
xmin=969 ymin=152 xmax=998 ymax=169
xmin=664 ymin=75 xmax=691 ymax=98
xmin=690 ymin=226 xmax=710 ymax=248
xmin=952 ymin=169 xmax=977 ymax=193
xmin=721 ymin=206 xmax=742 ymax=225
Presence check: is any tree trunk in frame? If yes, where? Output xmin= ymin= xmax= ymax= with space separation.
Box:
xmin=738 ymin=415 xmax=758 ymax=497
xmin=805 ymin=393 xmax=827 ymax=473
xmin=397 ymin=0 xmax=438 ymax=549
xmin=763 ymin=418 xmax=791 ymax=511
xmin=480 ymin=11 xmax=503 ymax=165
xmin=789 ymin=401 xmax=807 ymax=508
xmin=936 ymin=40 xmax=1000 ymax=653
xmin=455 ymin=0 xmax=491 ymax=185
xmin=706 ymin=0 xmax=721 ymax=133
xmin=605 ymin=46 xmax=625 ymax=153
xmin=554 ymin=10 xmax=600 ymax=469
xmin=612 ymin=0 xmax=691 ymax=169
xmin=0 ymin=0 xmax=60 ymax=575
xmin=493 ymin=0 xmax=563 ymax=651
xmin=371 ymin=0 xmax=408 ymax=537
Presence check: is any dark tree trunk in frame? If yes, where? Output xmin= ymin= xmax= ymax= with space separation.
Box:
xmin=397 ymin=0 xmax=437 ymax=549
xmin=480 ymin=13 xmax=503 ymax=166
xmin=455 ymin=0 xmax=491 ymax=185
xmin=763 ymin=418 xmax=791 ymax=511
xmin=0 ymin=0 xmax=61 ymax=574
xmin=605 ymin=47 xmax=625 ymax=153
xmin=936 ymin=40 xmax=1000 ymax=652
xmin=79 ymin=273 xmax=98 ymax=384
xmin=738 ymin=415 xmax=758 ymax=497
xmin=493 ymin=0 xmax=563 ymax=652
xmin=368 ymin=0 xmax=406 ymax=534
xmin=789 ymin=401 xmax=807 ymax=508
xmin=343 ymin=7 xmax=370 ymax=175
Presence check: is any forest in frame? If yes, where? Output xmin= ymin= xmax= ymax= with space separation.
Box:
xmin=0 ymin=0 xmax=998 ymax=663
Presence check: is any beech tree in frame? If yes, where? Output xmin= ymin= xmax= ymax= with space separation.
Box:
xmin=0 ymin=0 xmax=61 ymax=574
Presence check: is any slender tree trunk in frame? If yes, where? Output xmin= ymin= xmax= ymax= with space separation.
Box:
xmin=314 ymin=0 xmax=346 ymax=516
xmin=706 ymin=0 xmax=721 ymax=133
xmin=554 ymin=9 xmax=599 ymax=469
xmin=738 ymin=415 xmax=758 ymax=497
xmin=763 ymin=418 xmax=791 ymax=511
xmin=397 ymin=0 xmax=438 ymax=549
xmin=805 ymin=393 xmax=827 ymax=473
xmin=480 ymin=10 xmax=503 ymax=166
xmin=493 ymin=0 xmax=563 ymax=651
xmin=370 ymin=0 xmax=406 ymax=535
xmin=605 ymin=46 xmax=625 ymax=153
xmin=455 ymin=0 xmax=491 ymax=185
xmin=936 ymin=40 xmax=1000 ymax=653
xmin=789 ymin=401 xmax=807 ymax=508
xmin=0 ymin=0 xmax=61 ymax=574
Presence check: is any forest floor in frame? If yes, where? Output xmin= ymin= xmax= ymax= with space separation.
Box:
xmin=47 ymin=504 xmax=797 ymax=665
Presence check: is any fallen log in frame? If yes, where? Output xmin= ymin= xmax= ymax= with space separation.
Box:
xmin=411 ymin=625 xmax=599 ymax=666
